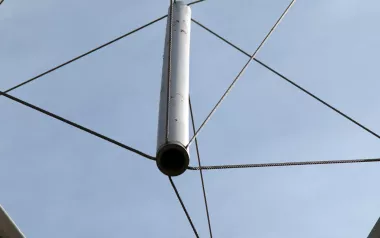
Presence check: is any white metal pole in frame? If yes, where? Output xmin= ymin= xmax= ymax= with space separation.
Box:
xmin=156 ymin=1 xmax=191 ymax=176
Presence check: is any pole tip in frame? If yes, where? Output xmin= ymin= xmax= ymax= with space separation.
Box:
xmin=156 ymin=142 xmax=189 ymax=176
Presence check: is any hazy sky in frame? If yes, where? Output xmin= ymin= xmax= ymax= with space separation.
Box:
xmin=1 ymin=0 xmax=380 ymax=237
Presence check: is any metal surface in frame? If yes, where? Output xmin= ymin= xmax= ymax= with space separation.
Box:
xmin=157 ymin=1 xmax=191 ymax=176
xmin=368 ymin=218 xmax=380 ymax=238
xmin=0 ymin=205 xmax=24 ymax=238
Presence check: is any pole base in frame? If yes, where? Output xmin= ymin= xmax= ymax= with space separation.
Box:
xmin=156 ymin=142 xmax=189 ymax=176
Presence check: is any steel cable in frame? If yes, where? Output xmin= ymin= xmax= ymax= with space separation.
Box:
xmin=3 ymin=15 xmax=167 ymax=94
xmin=187 ymin=0 xmax=297 ymax=147
xmin=169 ymin=177 xmax=200 ymax=237
xmin=165 ymin=1 xmax=174 ymax=143
xmin=188 ymin=0 xmax=205 ymax=6
xmin=0 ymin=91 xmax=155 ymax=161
xmin=188 ymin=157 xmax=380 ymax=171
xmin=189 ymin=97 xmax=213 ymax=237
xmin=191 ymin=19 xmax=380 ymax=141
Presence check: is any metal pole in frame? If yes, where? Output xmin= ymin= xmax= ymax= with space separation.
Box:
xmin=368 ymin=218 xmax=380 ymax=238
xmin=0 ymin=205 xmax=25 ymax=238
xmin=157 ymin=1 xmax=191 ymax=176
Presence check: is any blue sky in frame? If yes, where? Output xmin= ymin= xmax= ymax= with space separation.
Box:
xmin=1 ymin=0 xmax=380 ymax=237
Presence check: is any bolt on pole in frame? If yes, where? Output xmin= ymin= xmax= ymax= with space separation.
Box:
xmin=156 ymin=1 xmax=192 ymax=176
